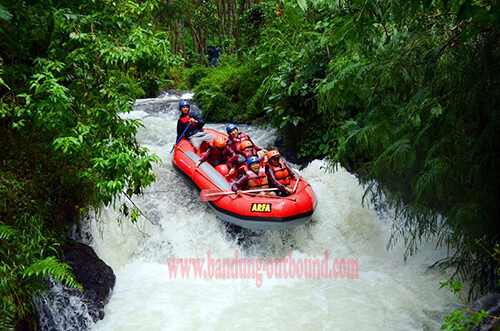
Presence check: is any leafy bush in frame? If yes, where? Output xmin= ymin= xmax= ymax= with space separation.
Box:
xmin=186 ymin=65 xmax=211 ymax=88
xmin=190 ymin=0 xmax=500 ymax=294
xmin=0 ymin=220 xmax=81 ymax=329
xmin=0 ymin=0 xmax=174 ymax=326
xmin=193 ymin=64 xmax=266 ymax=122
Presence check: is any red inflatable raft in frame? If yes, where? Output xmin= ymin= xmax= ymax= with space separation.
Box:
xmin=172 ymin=128 xmax=317 ymax=230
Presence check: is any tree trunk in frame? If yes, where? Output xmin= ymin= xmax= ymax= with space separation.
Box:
xmin=217 ymin=0 xmax=225 ymax=53
xmin=234 ymin=0 xmax=248 ymax=59
xmin=166 ymin=0 xmax=185 ymax=56
xmin=227 ymin=0 xmax=234 ymax=54
xmin=178 ymin=19 xmax=185 ymax=57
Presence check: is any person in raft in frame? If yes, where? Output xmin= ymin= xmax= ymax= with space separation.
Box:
xmin=265 ymin=150 xmax=296 ymax=196
xmin=175 ymin=100 xmax=214 ymax=155
xmin=225 ymin=123 xmax=268 ymax=160
xmin=231 ymin=156 xmax=277 ymax=197
xmin=226 ymin=140 xmax=259 ymax=177
xmin=195 ymin=136 xmax=235 ymax=168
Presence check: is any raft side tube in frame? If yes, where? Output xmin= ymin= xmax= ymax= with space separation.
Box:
xmin=184 ymin=151 xmax=231 ymax=191
xmin=207 ymin=202 xmax=314 ymax=230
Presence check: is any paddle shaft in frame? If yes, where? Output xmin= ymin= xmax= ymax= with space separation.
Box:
xmin=292 ymin=169 xmax=300 ymax=191
xmin=170 ymin=123 xmax=191 ymax=154
xmin=217 ymin=188 xmax=277 ymax=196
xmin=200 ymin=188 xmax=278 ymax=201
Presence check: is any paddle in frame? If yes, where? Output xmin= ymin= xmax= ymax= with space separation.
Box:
xmin=292 ymin=169 xmax=300 ymax=192
xmin=170 ymin=123 xmax=191 ymax=154
xmin=200 ymin=188 xmax=279 ymax=202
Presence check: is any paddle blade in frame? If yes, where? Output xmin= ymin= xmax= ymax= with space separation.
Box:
xmin=200 ymin=189 xmax=232 ymax=202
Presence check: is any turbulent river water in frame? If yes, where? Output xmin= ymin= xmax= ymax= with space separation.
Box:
xmin=86 ymin=91 xmax=459 ymax=330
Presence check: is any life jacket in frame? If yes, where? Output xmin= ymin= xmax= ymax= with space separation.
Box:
xmin=234 ymin=155 xmax=249 ymax=175
xmin=179 ymin=113 xmax=191 ymax=126
xmin=268 ymin=159 xmax=292 ymax=185
xmin=229 ymin=132 xmax=250 ymax=152
xmin=239 ymin=147 xmax=257 ymax=159
xmin=246 ymin=166 xmax=269 ymax=190
xmin=231 ymin=147 xmax=258 ymax=175
xmin=207 ymin=143 xmax=231 ymax=164
xmin=179 ymin=113 xmax=195 ymax=135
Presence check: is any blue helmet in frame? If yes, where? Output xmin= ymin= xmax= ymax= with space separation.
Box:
xmin=179 ymin=100 xmax=190 ymax=109
xmin=246 ymin=156 xmax=260 ymax=166
xmin=226 ymin=123 xmax=238 ymax=133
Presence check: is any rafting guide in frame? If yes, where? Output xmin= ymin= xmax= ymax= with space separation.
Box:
xmin=175 ymin=100 xmax=214 ymax=156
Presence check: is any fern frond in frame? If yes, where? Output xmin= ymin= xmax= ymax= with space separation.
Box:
xmin=23 ymin=257 xmax=82 ymax=290
xmin=0 ymin=225 xmax=18 ymax=240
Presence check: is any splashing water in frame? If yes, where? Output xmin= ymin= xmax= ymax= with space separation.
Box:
xmin=88 ymin=92 xmax=459 ymax=330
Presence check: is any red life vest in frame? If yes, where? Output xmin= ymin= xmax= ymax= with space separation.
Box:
xmin=179 ymin=113 xmax=192 ymax=126
xmin=240 ymin=147 xmax=257 ymax=159
xmin=230 ymin=132 xmax=250 ymax=152
xmin=234 ymin=148 xmax=259 ymax=174
xmin=179 ymin=113 xmax=195 ymax=135
xmin=268 ymin=160 xmax=292 ymax=185
xmin=207 ymin=143 xmax=231 ymax=164
xmin=245 ymin=166 xmax=269 ymax=189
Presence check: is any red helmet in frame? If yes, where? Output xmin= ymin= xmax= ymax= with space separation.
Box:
xmin=240 ymin=141 xmax=253 ymax=150
xmin=267 ymin=150 xmax=281 ymax=160
xmin=214 ymin=136 xmax=227 ymax=149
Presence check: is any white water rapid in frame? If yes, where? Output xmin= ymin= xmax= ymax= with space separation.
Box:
xmin=88 ymin=91 xmax=460 ymax=330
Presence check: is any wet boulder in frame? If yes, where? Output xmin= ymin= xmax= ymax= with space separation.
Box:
xmin=34 ymin=242 xmax=115 ymax=330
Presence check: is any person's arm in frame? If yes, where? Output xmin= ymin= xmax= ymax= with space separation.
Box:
xmin=190 ymin=112 xmax=205 ymax=129
xmin=285 ymin=164 xmax=297 ymax=180
xmin=265 ymin=165 xmax=286 ymax=191
xmin=176 ymin=119 xmax=184 ymax=141
xmin=226 ymin=154 xmax=239 ymax=170
xmin=231 ymin=175 xmax=249 ymax=194
xmin=225 ymin=146 xmax=235 ymax=158
xmin=226 ymin=154 xmax=241 ymax=176
xmin=247 ymin=136 xmax=268 ymax=153
xmin=196 ymin=148 xmax=212 ymax=167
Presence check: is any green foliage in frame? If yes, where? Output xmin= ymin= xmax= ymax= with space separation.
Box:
xmin=440 ymin=308 xmax=489 ymax=330
xmin=440 ymin=245 xmax=500 ymax=329
xmin=23 ymin=257 xmax=81 ymax=290
xmin=227 ymin=1 xmax=341 ymax=158
xmin=0 ymin=219 xmax=80 ymax=328
xmin=187 ymin=0 xmax=500 ymax=295
xmin=193 ymin=64 xmax=266 ymax=123
xmin=0 ymin=0 xmax=176 ymax=326
xmin=167 ymin=66 xmax=190 ymax=90
xmin=313 ymin=0 xmax=500 ymax=290
xmin=237 ymin=4 xmax=267 ymax=53
xmin=186 ymin=65 xmax=212 ymax=88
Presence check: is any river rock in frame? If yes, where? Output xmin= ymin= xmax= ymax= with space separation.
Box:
xmin=34 ymin=242 xmax=115 ymax=330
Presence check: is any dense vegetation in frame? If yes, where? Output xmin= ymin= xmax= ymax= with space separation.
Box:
xmin=0 ymin=0 xmax=175 ymax=328
xmin=191 ymin=0 xmax=500 ymax=297
xmin=1 ymin=0 xmax=499 ymax=328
